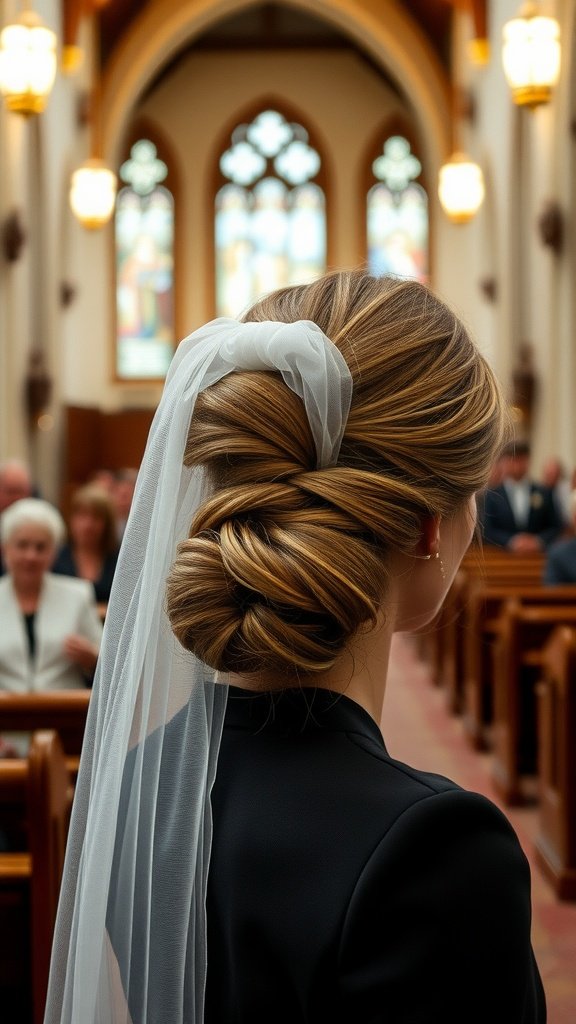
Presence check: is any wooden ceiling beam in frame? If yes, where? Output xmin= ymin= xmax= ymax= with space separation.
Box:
xmin=441 ymin=0 xmax=487 ymax=40
xmin=63 ymin=0 xmax=112 ymax=48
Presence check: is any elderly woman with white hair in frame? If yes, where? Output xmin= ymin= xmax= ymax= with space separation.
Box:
xmin=0 ymin=499 xmax=103 ymax=754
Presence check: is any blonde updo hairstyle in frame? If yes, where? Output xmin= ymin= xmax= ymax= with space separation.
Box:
xmin=166 ymin=271 xmax=506 ymax=679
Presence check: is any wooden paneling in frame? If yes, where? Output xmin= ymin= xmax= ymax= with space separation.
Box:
xmin=62 ymin=404 xmax=154 ymax=512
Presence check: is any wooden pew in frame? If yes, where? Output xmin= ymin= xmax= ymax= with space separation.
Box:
xmin=461 ymin=582 xmax=576 ymax=749
xmin=534 ymin=626 xmax=576 ymax=900
xmin=413 ymin=546 xmax=543 ymax=699
xmin=433 ymin=548 xmax=545 ymax=721
xmin=0 ymin=690 xmax=91 ymax=778
xmin=436 ymin=566 xmax=473 ymax=713
xmin=490 ymin=600 xmax=576 ymax=804
xmin=0 ymin=730 xmax=72 ymax=1024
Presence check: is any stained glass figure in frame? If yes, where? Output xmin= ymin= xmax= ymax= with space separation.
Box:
xmin=368 ymin=135 xmax=428 ymax=282
xmin=115 ymin=140 xmax=174 ymax=379
xmin=216 ymin=109 xmax=326 ymax=316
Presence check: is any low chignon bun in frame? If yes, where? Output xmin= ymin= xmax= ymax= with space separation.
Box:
xmin=166 ymin=271 xmax=506 ymax=678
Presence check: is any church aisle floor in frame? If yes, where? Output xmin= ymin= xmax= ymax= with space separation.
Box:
xmin=383 ymin=633 xmax=576 ymax=1024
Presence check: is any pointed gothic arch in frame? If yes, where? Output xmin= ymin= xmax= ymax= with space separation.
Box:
xmin=211 ymin=99 xmax=330 ymax=316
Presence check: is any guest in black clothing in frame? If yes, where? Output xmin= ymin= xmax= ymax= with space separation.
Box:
xmin=540 ymin=455 xmax=573 ymax=531
xmin=52 ymin=483 xmax=119 ymax=605
xmin=543 ymin=489 xmax=576 ymax=584
xmin=481 ymin=439 xmax=562 ymax=551
xmin=45 ymin=271 xmax=545 ymax=1024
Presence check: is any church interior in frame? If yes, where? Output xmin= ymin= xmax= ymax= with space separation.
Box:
xmin=0 ymin=0 xmax=575 ymax=1021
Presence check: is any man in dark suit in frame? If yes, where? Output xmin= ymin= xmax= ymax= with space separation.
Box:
xmin=481 ymin=440 xmax=562 ymax=551
xmin=543 ymin=489 xmax=576 ymax=583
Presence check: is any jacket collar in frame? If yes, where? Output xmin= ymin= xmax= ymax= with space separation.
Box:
xmin=224 ymin=684 xmax=386 ymax=749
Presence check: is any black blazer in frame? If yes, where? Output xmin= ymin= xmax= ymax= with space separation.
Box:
xmin=109 ymin=687 xmax=545 ymax=1023
xmin=543 ymin=536 xmax=576 ymax=584
xmin=481 ymin=481 xmax=561 ymax=549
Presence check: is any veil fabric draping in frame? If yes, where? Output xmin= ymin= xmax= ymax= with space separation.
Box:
xmin=44 ymin=317 xmax=353 ymax=1024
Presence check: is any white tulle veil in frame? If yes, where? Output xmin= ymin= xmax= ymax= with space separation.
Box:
xmin=43 ymin=316 xmax=352 ymax=1024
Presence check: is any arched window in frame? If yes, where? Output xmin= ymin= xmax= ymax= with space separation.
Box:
xmin=115 ymin=139 xmax=175 ymax=380
xmin=367 ymin=135 xmax=428 ymax=282
xmin=215 ymin=109 xmax=326 ymax=317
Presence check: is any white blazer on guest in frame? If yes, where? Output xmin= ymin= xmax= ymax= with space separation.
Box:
xmin=0 ymin=572 xmax=103 ymax=693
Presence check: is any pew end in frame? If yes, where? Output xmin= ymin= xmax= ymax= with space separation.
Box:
xmin=0 ymin=730 xmax=73 ymax=1023
xmin=534 ymin=626 xmax=576 ymax=900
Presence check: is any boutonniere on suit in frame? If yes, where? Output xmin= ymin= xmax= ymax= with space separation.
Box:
xmin=531 ymin=492 xmax=543 ymax=509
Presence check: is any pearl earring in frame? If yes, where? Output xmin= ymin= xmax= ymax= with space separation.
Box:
xmin=413 ymin=550 xmax=446 ymax=580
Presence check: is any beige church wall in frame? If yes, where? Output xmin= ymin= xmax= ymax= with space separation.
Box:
xmin=505 ymin=0 xmax=573 ymax=472
xmin=429 ymin=10 xmax=499 ymax=376
xmin=440 ymin=0 xmax=573 ymax=475
xmin=0 ymin=0 xmax=120 ymax=500
xmin=0 ymin=0 xmax=76 ymax=501
xmin=0 ymin=113 xmax=30 ymax=460
xmin=549 ymin=0 xmax=576 ymax=473
xmin=31 ymin=14 xmax=99 ymax=503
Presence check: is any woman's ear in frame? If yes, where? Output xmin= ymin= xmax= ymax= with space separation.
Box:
xmin=415 ymin=515 xmax=441 ymax=558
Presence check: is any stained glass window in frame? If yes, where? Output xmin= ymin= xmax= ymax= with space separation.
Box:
xmin=216 ymin=110 xmax=326 ymax=317
xmin=367 ymin=135 xmax=428 ymax=282
xmin=115 ymin=139 xmax=175 ymax=379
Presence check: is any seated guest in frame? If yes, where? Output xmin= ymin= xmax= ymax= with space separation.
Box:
xmin=0 ymin=458 xmax=33 ymax=513
xmin=0 ymin=457 xmax=34 ymax=575
xmin=475 ymin=451 xmax=506 ymax=538
xmin=0 ymin=498 xmax=103 ymax=696
xmin=111 ymin=467 xmax=138 ymax=543
xmin=543 ymin=490 xmax=576 ymax=584
xmin=52 ymin=483 xmax=120 ymax=605
xmin=88 ymin=467 xmax=116 ymax=494
xmin=480 ymin=439 xmax=562 ymax=551
xmin=540 ymin=454 xmax=573 ymax=531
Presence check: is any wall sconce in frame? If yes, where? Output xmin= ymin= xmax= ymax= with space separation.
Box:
xmin=467 ymin=0 xmax=490 ymax=67
xmin=2 ymin=209 xmax=26 ymax=261
xmin=0 ymin=9 xmax=57 ymax=115
xmin=25 ymin=349 xmax=53 ymax=425
xmin=502 ymin=2 xmax=561 ymax=108
xmin=438 ymin=151 xmax=485 ymax=223
xmin=67 ymin=4 xmax=118 ymax=228
xmin=511 ymin=342 xmax=537 ymax=433
xmin=537 ymin=200 xmax=563 ymax=254
xmin=479 ymin=276 xmax=498 ymax=303
xmin=439 ymin=80 xmax=485 ymax=224
xmin=70 ymin=157 xmax=117 ymax=229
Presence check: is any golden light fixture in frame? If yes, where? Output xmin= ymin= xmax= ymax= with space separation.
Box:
xmin=502 ymin=2 xmax=561 ymax=108
xmin=468 ymin=38 xmax=491 ymax=68
xmin=61 ymin=44 xmax=84 ymax=76
xmin=438 ymin=152 xmax=485 ymax=224
xmin=0 ymin=9 xmax=57 ymax=115
xmin=70 ymin=158 xmax=117 ymax=230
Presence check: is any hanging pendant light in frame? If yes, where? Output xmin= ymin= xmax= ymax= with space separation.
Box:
xmin=70 ymin=158 xmax=117 ymax=230
xmin=502 ymin=2 xmax=561 ymax=108
xmin=0 ymin=9 xmax=57 ymax=115
xmin=438 ymin=152 xmax=485 ymax=224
